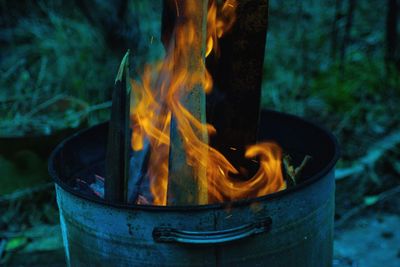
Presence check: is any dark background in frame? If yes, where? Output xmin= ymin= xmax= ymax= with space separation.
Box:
xmin=0 ymin=0 xmax=399 ymax=266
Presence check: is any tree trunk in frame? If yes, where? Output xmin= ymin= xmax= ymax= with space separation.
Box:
xmin=385 ymin=0 xmax=399 ymax=71
xmin=340 ymin=0 xmax=356 ymax=72
xmin=331 ymin=0 xmax=343 ymax=60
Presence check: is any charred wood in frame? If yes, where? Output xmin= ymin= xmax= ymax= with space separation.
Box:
xmin=206 ymin=0 xmax=269 ymax=180
xmin=105 ymin=51 xmax=131 ymax=203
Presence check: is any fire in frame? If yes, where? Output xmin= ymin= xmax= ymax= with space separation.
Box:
xmin=130 ymin=0 xmax=286 ymax=205
xmin=206 ymin=0 xmax=237 ymax=57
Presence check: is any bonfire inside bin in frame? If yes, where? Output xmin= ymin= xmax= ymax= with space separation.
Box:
xmin=76 ymin=0 xmax=311 ymax=206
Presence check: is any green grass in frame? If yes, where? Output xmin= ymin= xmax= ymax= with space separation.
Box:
xmin=0 ymin=1 xmax=118 ymax=135
xmin=0 ymin=152 xmax=49 ymax=195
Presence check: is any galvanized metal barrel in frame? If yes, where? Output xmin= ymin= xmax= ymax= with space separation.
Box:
xmin=49 ymin=110 xmax=339 ymax=267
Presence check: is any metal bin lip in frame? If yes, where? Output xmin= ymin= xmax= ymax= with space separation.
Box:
xmin=49 ymin=109 xmax=340 ymax=212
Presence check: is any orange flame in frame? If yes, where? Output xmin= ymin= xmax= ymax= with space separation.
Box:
xmin=131 ymin=0 xmax=286 ymax=205
xmin=206 ymin=0 xmax=237 ymax=57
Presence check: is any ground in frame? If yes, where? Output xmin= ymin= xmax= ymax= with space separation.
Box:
xmin=334 ymin=211 xmax=400 ymax=267
xmin=1 ymin=187 xmax=399 ymax=266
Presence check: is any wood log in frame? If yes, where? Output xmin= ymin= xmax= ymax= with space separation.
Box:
xmin=164 ymin=0 xmax=209 ymax=205
xmin=127 ymin=140 xmax=150 ymax=203
xmin=206 ymin=0 xmax=269 ymax=179
xmin=105 ymin=51 xmax=130 ymax=203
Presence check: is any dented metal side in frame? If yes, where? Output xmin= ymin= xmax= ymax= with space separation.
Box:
xmin=55 ymin=170 xmax=334 ymax=267
xmin=213 ymin=171 xmax=335 ymax=267
xmin=56 ymin=184 xmax=217 ymax=266
xmin=50 ymin=110 xmax=339 ymax=266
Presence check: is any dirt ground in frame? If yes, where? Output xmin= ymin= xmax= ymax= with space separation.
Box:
xmin=334 ymin=212 xmax=400 ymax=267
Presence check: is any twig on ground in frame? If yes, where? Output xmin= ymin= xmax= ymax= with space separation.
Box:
xmin=336 ymin=129 xmax=400 ymax=180
xmin=0 ymin=231 xmax=24 ymax=239
xmin=0 ymin=93 xmax=38 ymax=105
xmin=85 ymin=101 xmax=112 ymax=113
xmin=0 ymin=239 xmax=6 ymax=261
xmin=73 ymin=101 xmax=112 ymax=118
xmin=0 ymin=183 xmax=53 ymax=204
xmin=0 ymin=95 xmax=93 ymax=136
xmin=335 ymin=185 xmax=400 ymax=228
xmin=24 ymin=95 xmax=66 ymax=118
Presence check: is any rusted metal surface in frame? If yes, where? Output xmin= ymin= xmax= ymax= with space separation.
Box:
xmin=50 ymin=110 xmax=339 ymax=267
xmin=212 ymin=172 xmax=335 ymax=266
xmin=206 ymin=0 xmax=269 ymax=178
xmin=105 ymin=51 xmax=130 ymax=203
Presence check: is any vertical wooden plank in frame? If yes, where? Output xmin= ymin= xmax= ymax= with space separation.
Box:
xmin=161 ymin=0 xmax=176 ymax=48
xmin=206 ymin=0 xmax=269 ymax=178
xmin=105 ymin=51 xmax=130 ymax=203
xmin=166 ymin=0 xmax=209 ymax=205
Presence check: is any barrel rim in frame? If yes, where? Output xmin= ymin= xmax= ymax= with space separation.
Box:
xmin=49 ymin=109 xmax=340 ymax=212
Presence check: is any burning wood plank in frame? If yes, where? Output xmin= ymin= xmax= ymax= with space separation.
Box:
xmin=206 ymin=0 xmax=269 ymax=178
xmin=105 ymin=51 xmax=131 ymax=203
xmin=163 ymin=0 xmax=209 ymax=205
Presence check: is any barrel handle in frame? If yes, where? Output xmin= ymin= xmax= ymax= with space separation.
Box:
xmin=152 ymin=217 xmax=272 ymax=245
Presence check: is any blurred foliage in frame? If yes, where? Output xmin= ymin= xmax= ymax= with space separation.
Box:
xmin=262 ymin=0 xmax=400 ymax=218
xmin=0 ymin=0 xmax=116 ymax=135
xmin=0 ymin=0 xmax=399 ymax=228
xmin=1 ymin=0 xmax=399 ymax=265
xmin=263 ymin=0 xmax=400 ymax=149
xmin=0 ymin=152 xmax=47 ymax=195
xmin=0 ymin=1 xmax=115 ymax=100
xmin=0 ymin=0 xmax=163 ymax=135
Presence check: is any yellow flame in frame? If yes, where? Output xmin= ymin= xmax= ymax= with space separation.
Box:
xmin=131 ymin=0 xmax=286 ymax=205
